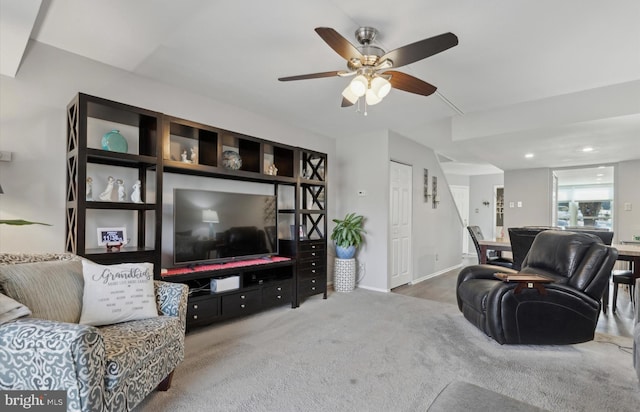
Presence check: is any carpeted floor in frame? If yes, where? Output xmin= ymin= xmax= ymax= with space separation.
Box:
xmin=136 ymin=289 xmax=640 ymax=412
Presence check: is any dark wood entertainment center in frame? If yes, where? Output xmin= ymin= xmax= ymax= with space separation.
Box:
xmin=66 ymin=93 xmax=328 ymax=328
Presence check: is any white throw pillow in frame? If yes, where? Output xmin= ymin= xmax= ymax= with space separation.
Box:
xmin=79 ymin=261 xmax=157 ymax=326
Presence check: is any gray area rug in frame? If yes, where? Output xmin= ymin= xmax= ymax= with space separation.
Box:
xmin=428 ymin=381 xmax=549 ymax=412
xmin=136 ymin=289 xmax=640 ymax=411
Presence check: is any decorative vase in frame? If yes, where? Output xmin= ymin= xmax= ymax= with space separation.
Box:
xmin=336 ymin=245 xmax=356 ymax=259
xmin=222 ymin=150 xmax=242 ymax=170
xmin=101 ymin=130 xmax=128 ymax=153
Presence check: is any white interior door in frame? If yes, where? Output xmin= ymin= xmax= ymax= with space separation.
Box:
xmin=389 ymin=161 xmax=412 ymax=289
xmin=450 ymin=185 xmax=470 ymax=255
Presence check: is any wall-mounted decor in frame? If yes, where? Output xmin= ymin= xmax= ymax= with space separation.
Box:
xmin=432 ymin=176 xmax=438 ymax=209
xmin=423 ymin=169 xmax=429 ymax=202
xmin=496 ymin=188 xmax=504 ymax=226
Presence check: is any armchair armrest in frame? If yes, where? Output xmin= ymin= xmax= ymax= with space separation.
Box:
xmin=457 ymin=264 xmax=518 ymax=287
xmin=154 ymin=281 xmax=189 ymax=330
xmin=635 ymin=278 xmax=640 ymax=327
xmin=0 ymin=318 xmax=105 ymax=411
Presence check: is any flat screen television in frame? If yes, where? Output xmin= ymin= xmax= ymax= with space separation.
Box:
xmin=173 ymin=188 xmax=277 ymax=266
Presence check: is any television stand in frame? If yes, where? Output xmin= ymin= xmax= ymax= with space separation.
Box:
xmin=162 ymin=257 xmax=295 ymax=329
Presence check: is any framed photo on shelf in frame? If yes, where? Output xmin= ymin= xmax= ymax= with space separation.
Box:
xmin=97 ymin=227 xmax=127 ymax=246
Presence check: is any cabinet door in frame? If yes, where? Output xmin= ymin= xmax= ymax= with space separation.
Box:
xmin=221 ymin=289 xmax=261 ymax=317
xmin=263 ymin=281 xmax=292 ymax=306
xmin=186 ymin=295 xmax=220 ymax=326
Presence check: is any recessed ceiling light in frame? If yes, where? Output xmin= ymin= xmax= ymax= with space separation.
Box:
xmin=525 ymin=153 xmax=534 ymax=158
xmin=582 ymin=147 xmax=594 ymax=152
xmin=596 ymin=173 xmax=604 ymax=177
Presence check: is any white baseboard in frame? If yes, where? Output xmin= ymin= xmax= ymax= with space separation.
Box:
xmin=357 ymin=284 xmax=391 ymax=293
xmin=328 ymin=262 xmax=463 ymax=293
xmin=410 ymin=262 xmax=463 ymax=285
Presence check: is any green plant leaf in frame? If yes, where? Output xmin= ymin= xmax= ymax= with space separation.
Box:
xmin=0 ymin=219 xmax=51 ymax=226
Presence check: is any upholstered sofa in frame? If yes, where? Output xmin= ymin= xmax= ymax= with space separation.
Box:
xmin=0 ymin=253 xmax=189 ymax=411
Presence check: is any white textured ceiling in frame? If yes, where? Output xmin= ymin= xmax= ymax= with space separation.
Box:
xmin=3 ymin=0 xmax=640 ymax=175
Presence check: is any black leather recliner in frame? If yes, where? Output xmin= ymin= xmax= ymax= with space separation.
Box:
xmin=457 ymin=230 xmax=618 ymax=345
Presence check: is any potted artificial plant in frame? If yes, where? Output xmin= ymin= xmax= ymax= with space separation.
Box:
xmin=331 ymin=212 xmax=365 ymax=259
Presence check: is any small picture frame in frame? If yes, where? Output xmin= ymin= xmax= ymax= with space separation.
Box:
xmin=290 ymin=224 xmax=308 ymax=240
xmin=97 ymin=227 xmax=127 ymax=246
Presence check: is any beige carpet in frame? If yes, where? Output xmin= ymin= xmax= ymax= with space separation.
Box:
xmin=136 ymin=289 xmax=639 ymax=411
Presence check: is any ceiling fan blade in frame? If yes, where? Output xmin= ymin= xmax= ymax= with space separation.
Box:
xmin=315 ymin=27 xmax=363 ymax=61
xmin=386 ymin=71 xmax=437 ymax=96
xmin=381 ymin=32 xmax=458 ymax=68
xmin=341 ymin=97 xmax=355 ymax=107
xmin=278 ymin=71 xmax=343 ymax=81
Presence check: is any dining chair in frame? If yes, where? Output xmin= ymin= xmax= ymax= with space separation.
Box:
xmin=467 ymin=226 xmax=513 ymax=268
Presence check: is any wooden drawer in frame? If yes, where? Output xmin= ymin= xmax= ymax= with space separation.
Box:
xmin=262 ymin=281 xmax=292 ymax=306
xmin=186 ymin=295 xmax=219 ymax=325
xmin=298 ymin=264 xmax=325 ymax=278
xmin=298 ymin=275 xmax=326 ymax=297
xmin=298 ymin=258 xmax=325 ymax=276
xmin=221 ymin=289 xmax=261 ymax=317
xmin=298 ymin=248 xmax=325 ymax=261
xmin=299 ymin=240 xmax=325 ymax=252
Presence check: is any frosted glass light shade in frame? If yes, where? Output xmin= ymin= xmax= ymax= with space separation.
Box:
xmin=365 ymin=89 xmax=382 ymax=105
xmin=349 ymin=75 xmax=368 ymax=97
xmin=370 ymin=76 xmax=391 ymax=99
xmin=342 ymin=86 xmax=359 ymax=104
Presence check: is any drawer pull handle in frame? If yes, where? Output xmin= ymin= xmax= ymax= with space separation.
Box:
xmin=312 ymin=262 xmax=316 ymax=266
xmin=277 ymin=295 xmax=282 ymax=299
xmin=311 ymin=252 xmax=316 ymax=256
xmin=193 ymin=315 xmax=198 ymax=319
xmin=311 ymin=245 xmax=316 ymax=249
xmin=311 ymin=269 xmax=316 ymax=273
xmin=277 ymin=287 xmax=282 ymax=291
xmin=241 ymin=304 xmax=246 ymax=308
xmin=241 ymin=295 xmax=246 ymax=299
xmin=311 ymin=279 xmax=316 ymax=283
xmin=311 ymin=287 xmax=316 ymax=291
xmin=193 ymin=304 xmax=198 ymax=309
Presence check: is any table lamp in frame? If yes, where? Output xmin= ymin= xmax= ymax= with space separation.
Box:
xmin=202 ymin=209 xmax=219 ymax=239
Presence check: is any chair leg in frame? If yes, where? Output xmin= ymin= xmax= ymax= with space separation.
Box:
xmin=157 ymin=371 xmax=174 ymax=391
xmin=612 ymin=283 xmax=619 ymax=313
xmin=602 ymin=281 xmax=609 ymax=314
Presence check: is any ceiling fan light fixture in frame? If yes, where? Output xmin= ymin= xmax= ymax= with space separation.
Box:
xmin=370 ymin=76 xmax=391 ymax=99
xmin=341 ymin=85 xmax=359 ymax=104
xmin=365 ymin=88 xmax=382 ymax=106
xmin=349 ymin=75 xmax=368 ymax=97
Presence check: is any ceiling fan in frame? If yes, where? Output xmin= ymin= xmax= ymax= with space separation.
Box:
xmin=278 ymin=27 xmax=458 ymax=109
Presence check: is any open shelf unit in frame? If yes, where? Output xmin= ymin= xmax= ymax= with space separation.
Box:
xmin=66 ymin=93 xmax=327 ymax=327
xmin=66 ymin=93 xmax=163 ymax=271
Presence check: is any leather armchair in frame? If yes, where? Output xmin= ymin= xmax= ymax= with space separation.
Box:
xmin=457 ymin=231 xmax=617 ymax=344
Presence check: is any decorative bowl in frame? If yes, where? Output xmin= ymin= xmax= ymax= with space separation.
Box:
xmin=222 ymin=150 xmax=242 ymax=170
xmin=101 ymin=130 xmax=128 ymax=153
